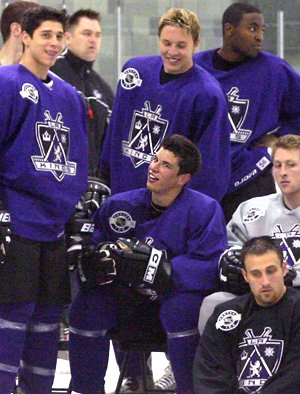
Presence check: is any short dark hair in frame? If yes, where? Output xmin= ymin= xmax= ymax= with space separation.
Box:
xmin=241 ymin=236 xmax=283 ymax=269
xmin=161 ymin=134 xmax=201 ymax=176
xmin=67 ymin=9 xmax=101 ymax=30
xmin=21 ymin=6 xmax=68 ymax=37
xmin=222 ymin=2 xmax=261 ymax=32
xmin=0 ymin=1 xmax=38 ymax=43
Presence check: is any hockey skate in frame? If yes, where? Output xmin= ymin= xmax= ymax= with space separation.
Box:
xmin=154 ymin=363 xmax=176 ymax=392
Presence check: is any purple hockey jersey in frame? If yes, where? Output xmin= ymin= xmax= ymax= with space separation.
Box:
xmin=0 ymin=65 xmax=88 ymax=241
xmin=194 ymin=50 xmax=300 ymax=192
xmin=101 ymin=55 xmax=231 ymax=202
xmin=93 ymin=187 xmax=228 ymax=293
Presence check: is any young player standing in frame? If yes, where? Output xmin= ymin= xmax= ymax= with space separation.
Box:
xmin=0 ymin=7 xmax=88 ymax=394
xmin=194 ymin=2 xmax=300 ymax=221
xmin=100 ymin=8 xmax=231 ymax=202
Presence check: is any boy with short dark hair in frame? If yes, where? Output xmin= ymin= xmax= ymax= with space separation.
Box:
xmin=0 ymin=6 xmax=88 ymax=393
xmin=68 ymin=134 xmax=227 ymax=394
xmin=194 ymin=236 xmax=300 ymax=393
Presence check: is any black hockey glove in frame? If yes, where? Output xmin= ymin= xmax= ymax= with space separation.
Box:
xmin=284 ymin=265 xmax=297 ymax=287
xmin=219 ymin=246 xmax=250 ymax=295
xmin=77 ymin=242 xmax=118 ymax=289
xmin=0 ymin=206 xmax=10 ymax=265
xmin=81 ymin=177 xmax=111 ymax=216
xmin=108 ymin=238 xmax=173 ymax=295
xmin=78 ymin=238 xmax=173 ymax=295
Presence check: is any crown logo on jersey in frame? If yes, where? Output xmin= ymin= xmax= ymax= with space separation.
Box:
xmin=122 ymin=101 xmax=169 ymax=168
xmin=31 ymin=110 xmax=77 ymax=182
xmin=42 ymin=131 xmax=51 ymax=141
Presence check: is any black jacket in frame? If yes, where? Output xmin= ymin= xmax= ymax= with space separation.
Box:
xmin=51 ymin=50 xmax=114 ymax=175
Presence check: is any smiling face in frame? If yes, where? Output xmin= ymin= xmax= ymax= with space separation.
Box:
xmin=272 ymin=148 xmax=300 ymax=208
xmin=242 ymin=251 xmax=286 ymax=307
xmin=21 ymin=20 xmax=64 ymax=78
xmin=159 ymin=25 xmax=198 ymax=74
xmin=147 ymin=147 xmax=191 ymax=206
xmin=223 ymin=12 xmax=265 ymax=62
xmin=66 ymin=16 xmax=101 ymax=62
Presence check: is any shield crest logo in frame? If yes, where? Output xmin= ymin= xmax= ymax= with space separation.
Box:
xmin=122 ymin=101 xmax=169 ymax=168
xmin=227 ymin=87 xmax=252 ymax=143
xmin=272 ymin=224 xmax=300 ymax=266
xmin=31 ymin=110 xmax=77 ymax=181
xmin=237 ymin=327 xmax=284 ymax=393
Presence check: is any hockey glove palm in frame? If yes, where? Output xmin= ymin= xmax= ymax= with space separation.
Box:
xmin=78 ymin=242 xmax=118 ymax=289
xmin=81 ymin=177 xmax=111 ymax=216
xmin=219 ymin=245 xmax=250 ymax=295
xmin=65 ymin=211 xmax=95 ymax=271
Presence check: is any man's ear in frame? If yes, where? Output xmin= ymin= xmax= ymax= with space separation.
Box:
xmin=224 ymin=23 xmax=234 ymax=38
xmin=21 ymin=30 xmax=31 ymax=47
xmin=282 ymin=261 xmax=287 ymax=277
xmin=10 ymin=22 xmax=21 ymax=38
xmin=242 ymin=268 xmax=249 ymax=283
xmin=193 ymin=38 xmax=200 ymax=51
xmin=178 ymin=173 xmax=191 ymax=187
xmin=65 ymin=31 xmax=72 ymax=45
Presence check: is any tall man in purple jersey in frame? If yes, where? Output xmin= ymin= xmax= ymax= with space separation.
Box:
xmin=100 ymin=8 xmax=231 ymax=203
xmin=194 ymin=2 xmax=300 ymax=222
xmin=68 ymin=135 xmax=227 ymax=394
xmin=0 ymin=7 xmax=88 ymax=394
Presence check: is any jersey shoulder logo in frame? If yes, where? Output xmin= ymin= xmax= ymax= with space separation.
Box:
xmin=237 ymin=327 xmax=284 ymax=393
xmin=227 ymin=87 xmax=252 ymax=143
xmin=109 ymin=210 xmax=136 ymax=233
xmin=31 ymin=110 xmax=77 ymax=181
xmin=120 ymin=68 xmax=142 ymax=90
xmin=243 ymin=206 xmax=265 ymax=223
xmin=216 ymin=309 xmax=242 ymax=331
xmin=19 ymin=83 xmax=39 ymax=104
xmin=122 ymin=101 xmax=169 ymax=168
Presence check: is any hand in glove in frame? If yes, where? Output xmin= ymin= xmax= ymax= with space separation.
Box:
xmin=219 ymin=245 xmax=250 ymax=295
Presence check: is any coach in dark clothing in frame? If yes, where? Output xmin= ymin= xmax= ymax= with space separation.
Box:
xmin=52 ymin=9 xmax=114 ymax=175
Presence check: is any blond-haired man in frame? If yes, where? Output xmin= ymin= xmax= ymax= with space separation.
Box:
xmin=100 ymin=8 xmax=230 ymax=203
